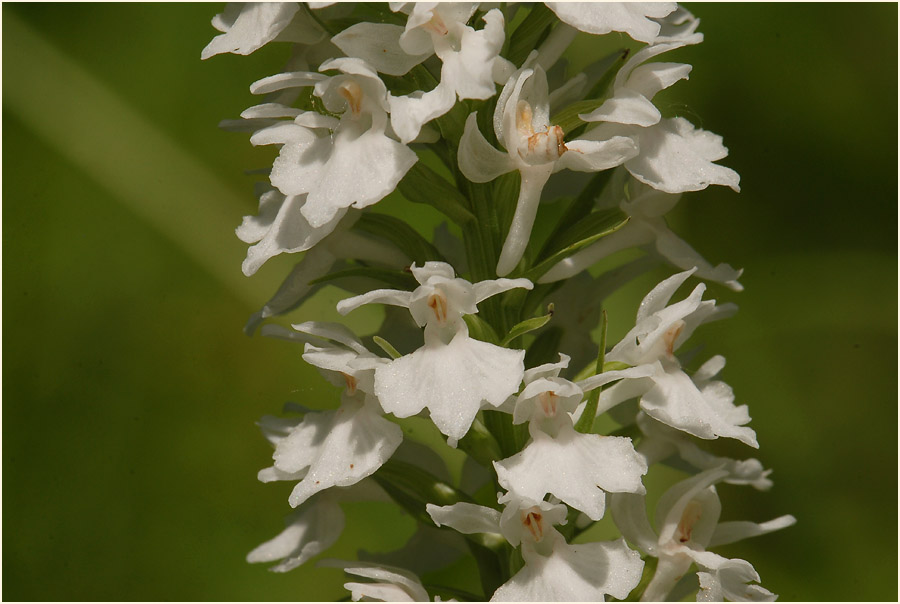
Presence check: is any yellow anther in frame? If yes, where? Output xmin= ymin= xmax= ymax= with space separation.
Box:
xmin=521 ymin=509 xmax=545 ymax=542
xmin=675 ymin=500 xmax=703 ymax=544
xmin=537 ymin=390 xmax=559 ymax=417
xmin=663 ymin=320 xmax=686 ymax=357
xmin=341 ymin=372 xmax=358 ymax=395
xmin=427 ymin=292 xmax=449 ymax=324
xmin=338 ymin=80 xmax=363 ymax=117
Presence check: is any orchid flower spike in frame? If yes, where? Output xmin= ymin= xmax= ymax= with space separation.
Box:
xmin=610 ymin=468 xmax=796 ymax=601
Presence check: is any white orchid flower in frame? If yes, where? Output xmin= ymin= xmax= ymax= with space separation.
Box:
xmin=235 ymin=184 xmax=345 ymax=276
xmin=428 ymin=493 xmax=644 ymax=601
xmin=201 ymin=2 xmax=325 ymax=60
xmin=459 ymin=64 xmax=638 ymax=275
xmin=579 ymin=37 xmax=699 ymax=128
xmin=256 ymin=322 xmax=402 ymax=508
xmin=545 ymin=2 xmax=677 ymax=44
xmin=389 ymin=4 xmax=513 ymax=143
xmin=246 ymin=493 xmax=344 ymax=572
xmin=337 ymin=261 xmax=532 ymax=442
xmin=248 ymin=57 xmax=417 ymax=228
xmin=540 ymin=174 xmax=744 ymax=290
xmin=494 ymin=354 xmax=650 ymax=521
xmin=583 ymin=114 xmax=740 ymax=194
xmin=636 ymin=404 xmax=774 ymax=491
xmin=610 ymin=468 xmax=796 ymax=601
xmin=592 ymin=269 xmax=758 ymax=447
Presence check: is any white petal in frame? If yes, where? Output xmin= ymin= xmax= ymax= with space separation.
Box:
xmin=246 ymin=499 xmax=344 ymax=572
xmin=276 ymin=400 xmax=402 ymax=508
xmin=331 ymin=23 xmax=428 ymax=76
xmin=389 ymin=81 xmax=457 ymax=144
xmin=495 ymin=426 xmax=646 ymax=521
xmin=334 ymin=561 xmax=430 ymax=602
xmin=625 ymin=118 xmax=741 ymax=194
xmin=239 ymin=194 xmax=344 ymax=276
xmin=457 ymin=112 xmax=515 ymax=183
xmin=240 ymin=103 xmax=303 ymax=119
xmin=546 ymin=2 xmax=676 ymax=43
xmin=628 ymin=61 xmax=693 ymax=101
xmin=250 ymin=71 xmax=327 ymax=95
xmin=375 ymin=333 xmax=525 ymax=440
xmin=655 ymin=228 xmax=744 ymax=291
xmin=636 ymin=268 xmax=697 ymax=323
xmin=202 ymin=3 xmax=302 ymax=59
xmin=556 ymin=136 xmax=639 ymax=172
xmin=580 ymin=89 xmax=661 ymax=127
xmin=577 ymin=364 xmax=657 ymax=393
xmin=426 ymin=502 xmax=502 ymax=534
xmin=609 ymin=492 xmax=659 ymax=555
xmin=522 ymin=353 xmax=570 ymax=384
xmin=337 ymin=288 xmax=412 ymax=315
xmin=641 ymin=365 xmax=759 ymax=447
xmin=473 ymin=277 xmax=534 ymax=303
xmin=437 ymin=9 xmax=505 ymax=100
xmin=291 ymin=320 xmax=369 ymax=355
xmin=695 ymin=556 xmax=777 ymax=602
xmin=709 ymin=515 xmax=797 ymax=548
xmin=491 ymin=537 xmax=643 ymax=601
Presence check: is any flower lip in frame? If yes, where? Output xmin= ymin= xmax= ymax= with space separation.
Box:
xmin=515 ymin=100 xmax=567 ymax=165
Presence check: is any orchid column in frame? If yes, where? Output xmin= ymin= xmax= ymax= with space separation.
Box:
xmin=204 ymin=3 xmax=794 ymax=601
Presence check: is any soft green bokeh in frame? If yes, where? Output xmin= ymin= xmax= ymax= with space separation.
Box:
xmin=3 ymin=3 xmax=896 ymax=601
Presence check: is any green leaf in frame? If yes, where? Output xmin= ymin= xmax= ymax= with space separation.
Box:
xmin=500 ymin=313 xmax=552 ymax=347
xmin=538 ymin=169 xmax=619 ymax=260
xmin=506 ymin=3 xmax=556 ymax=67
xmin=372 ymin=336 xmax=401 ymax=360
xmin=355 ymin=212 xmax=445 ymax=265
xmin=307 ymin=266 xmax=417 ymax=290
xmin=524 ymin=326 xmax=563 ymax=369
xmin=575 ymin=310 xmax=607 ymax=433
xmin=397 ymin=162 xmax=476 ymax=226
xmin=463 ymin=314 xmax=501 ymax=345
xmin=518 ymin=208 xmax=630 ymax=281
xmin=482 ymin=409 xmax=529 ymax=460
xmin=372 ymin=459 xmax=471 ymax=526
xmin=456 ymin=416 xmax=504 ymax=469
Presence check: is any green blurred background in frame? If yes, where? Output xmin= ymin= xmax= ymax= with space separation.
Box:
xmin=3 ymin=3 xmax=896 ymax=601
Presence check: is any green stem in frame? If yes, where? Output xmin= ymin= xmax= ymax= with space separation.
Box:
xmin=574 ymin=309 xmax=608 ymax=433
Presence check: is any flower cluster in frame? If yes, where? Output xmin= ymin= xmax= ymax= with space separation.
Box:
xmin=205 ymin=3 xmax=793 ymax=601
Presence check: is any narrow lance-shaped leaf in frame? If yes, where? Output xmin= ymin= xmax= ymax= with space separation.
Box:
xmin=500 ymin=312 xmax=553 ymax=347
xmin=519 ymin=208 xmax=630 ymax=281
xmin=397 ymin=162 xmax=476 ymax=226
xmin=355 ymin=212 xmax=445 ymax=266
xmin=308 ymin=266 xmax=417 ymax=291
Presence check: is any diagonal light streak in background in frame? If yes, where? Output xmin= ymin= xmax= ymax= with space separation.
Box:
xmin=3 ymin=12 xmax=262 ymax=309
